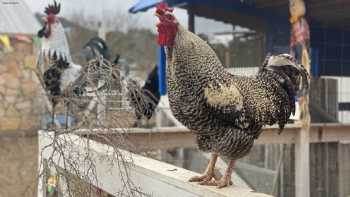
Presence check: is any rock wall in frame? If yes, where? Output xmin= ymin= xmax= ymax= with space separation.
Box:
xmin=0 ymin=41 xmax=42 ymax=131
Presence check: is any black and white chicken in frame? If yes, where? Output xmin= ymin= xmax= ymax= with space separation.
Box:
xmin=126 ymin=65 xmax=160 ymax=127
xmin=155 ymin=3 xmax=309 ymax=188
xmin=37 ymin=1 xmax=85 ymax=128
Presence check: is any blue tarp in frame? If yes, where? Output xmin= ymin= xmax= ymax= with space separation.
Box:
xmin=41 ymin=115 xmax=76 ymax=129
xmin=129 ymin=0 xmax=164 ymax=13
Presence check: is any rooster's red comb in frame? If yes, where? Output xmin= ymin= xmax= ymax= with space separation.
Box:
xmin=156 ymin=2 xmax=174 ymax=16
xmin=45 ymin=1 xmax=61 ymax=15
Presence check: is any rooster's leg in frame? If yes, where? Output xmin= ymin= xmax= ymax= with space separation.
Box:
xmin=189 ymin=153 xmax=219 ymax=184
xmin=214 ymin=159 xmax=234 ymax=188
xmin=51 ymin=104 xmax=55 ymax=128
xmin=64 ymin=101 xmax=70 ymax=129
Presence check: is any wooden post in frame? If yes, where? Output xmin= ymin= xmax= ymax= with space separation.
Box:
xmin=294 ymin=49 xmax=311 ymax=197
xmin=295 ymin=122 xmax=310 ymax=197
xmin=294 ymin=47 xmax=311 ymax=197
xmin=289 ymin=0 xmax=311 ymax=196
xmin=187 ymin=5 xmax=195 ymax=33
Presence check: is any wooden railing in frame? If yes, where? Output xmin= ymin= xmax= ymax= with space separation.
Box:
xmin=38 ymin=131 xmax=273 ymax=197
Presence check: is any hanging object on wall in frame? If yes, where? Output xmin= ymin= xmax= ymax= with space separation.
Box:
xmin=289 ymin=0 xmax=310 ymax=51
xmin=289 ymin=0 xmax=310 ymax=123
xmin=290 ymin=18 xmax=310 ymax=49
xmin=47 ymin=175 xmax=58 ymax=196
xmin=15 ymin=35 xmax=32 ymax=43
xmin=289 ymin=0 xmax=305 ymax=24
xmin=0 ymin=34 xmax=13 ymax=52
xmin=289 ymin=0 xmax=310 ymax=60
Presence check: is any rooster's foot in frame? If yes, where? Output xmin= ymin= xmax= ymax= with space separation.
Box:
xmin=213 ymin=178 xmax=233 ymax=189
xmin=188 ymin=172 xmax=218 ymax=184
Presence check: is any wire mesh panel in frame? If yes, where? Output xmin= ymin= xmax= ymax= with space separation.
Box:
xmin=210 ymin=31 xmax=266 ymax=69
xmin=35 ymin=54 xmax=160 ymax=196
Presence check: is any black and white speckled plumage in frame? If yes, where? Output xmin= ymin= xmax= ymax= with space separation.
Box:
xmin=127 ymin=66 xmax=160 ymax=124
xmin=166 ymin=25 xmax=308 ymax=160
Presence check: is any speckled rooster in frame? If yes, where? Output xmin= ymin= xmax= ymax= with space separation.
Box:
xmin=155 ymin=3 xmax=309 ymax=188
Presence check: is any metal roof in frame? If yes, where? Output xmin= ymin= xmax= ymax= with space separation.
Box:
xmin=130 ymin=0 xmax=350 ymax=31
xmin=0 ymin=0 xmax=41 ymax=35
xmin=129 ymin=0 xmax=162 ymax=13
xmin=130 ymin=0 xmax=350 ymax=77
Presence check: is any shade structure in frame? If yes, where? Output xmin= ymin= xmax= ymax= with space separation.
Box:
xmin=129 ymin=0 xmax=163 ymax=13
xmin=0 ymin=0 xmax=41 ymax=35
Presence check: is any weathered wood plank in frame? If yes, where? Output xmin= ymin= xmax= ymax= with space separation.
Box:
xmin=338 ymin=142 xmax=350 ymax=197
xmin=38 ymin=131 xmax=273 ymax=197
xmin=294 ymin=127 xmax=310 ymax=197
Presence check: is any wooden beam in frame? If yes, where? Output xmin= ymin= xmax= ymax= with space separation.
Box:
xmin=38 ymin=131 xmax=273 ymax=197
xmin=66 ymin=124 xmax=350 ymax=151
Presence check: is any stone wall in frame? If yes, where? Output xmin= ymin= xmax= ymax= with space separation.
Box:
xmin=0 ymin=40 xmax=42 ymax=131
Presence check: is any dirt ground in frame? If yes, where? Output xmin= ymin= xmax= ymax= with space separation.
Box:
xmin=0 ymin=135 xmax=38 ymax=197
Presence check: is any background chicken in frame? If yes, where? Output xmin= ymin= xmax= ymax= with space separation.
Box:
xmin=81 ymin=35 xmax=161 ymax=127
xmin=38 ymin=1 xmax=119 ymax=128
xmin=80 ymin=35 xmax=161 ymax=127
xmin=38 ymin=1 xmax=85 ymax=128
xmin=155 ymin=3 xmax=309 ymax=188
xmin=82 ymin=36 xmax=121 ymax=66
xmin=126 ymin=65 xmax=160 ymax=127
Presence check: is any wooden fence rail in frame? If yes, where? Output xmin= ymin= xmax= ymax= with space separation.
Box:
xmin=38 ymin=131 xmax=272 ymax=197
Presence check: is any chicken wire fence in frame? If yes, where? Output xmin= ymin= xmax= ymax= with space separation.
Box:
xmin=34 ymin=55 xmax=160 ymax=197
xmin=209 ymin=31 xmax=266 ymax=70
xmin=312 ymin=27 xmax=350 ymax=123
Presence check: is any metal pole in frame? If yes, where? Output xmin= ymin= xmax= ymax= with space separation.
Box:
xmin=187 ymin=5 xmax=195 ymax=33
